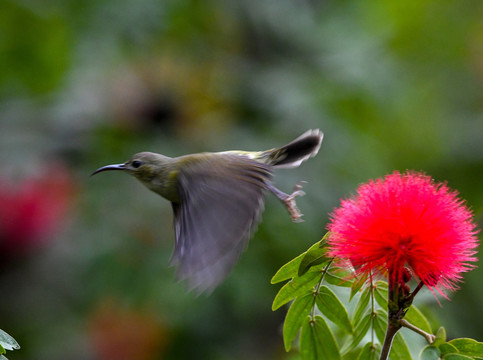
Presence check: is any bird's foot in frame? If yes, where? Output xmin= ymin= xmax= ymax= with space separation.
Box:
xmin=266 ymin=181 xmax=306 ymax=223
xmin=284 ymin=182 xmax=306 ymax=222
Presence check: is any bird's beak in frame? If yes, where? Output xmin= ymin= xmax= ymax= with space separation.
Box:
xmin=91 ymin=163 xmax=126 ymax=176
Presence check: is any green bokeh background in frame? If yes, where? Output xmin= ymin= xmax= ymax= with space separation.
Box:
xmin=0 ymin=0 xmax=482 ymax=359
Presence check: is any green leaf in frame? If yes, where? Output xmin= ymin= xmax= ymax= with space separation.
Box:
xmin=0 ymin=330 xmax=19 ymax=351
xmin=300 ymin=317 xmax=319 ymax=360
xmin=272 ymin=235 xmax=331 ymax=284
xmin=272 ymin=270 xmax=322 ymax=310
xmin=389 ymin=330 xmax=412 ymax=359
xmin=375 ymin=280 xmax=388 ymax=290
xmin=442 ymin=354 xmax=474 ymax=360
xmin=300 ymin=316 xmax=341 ymax=360
xmin=349 ymin=313 xmax=372 ymax=350
xmin=373 ymin=310 xmax=411 ymax=360
xmin=0 ymin=345 xmax=4 ymax=355
xmin=316 ymin=286 xmax=353 ymax=334
xmin=438 ymin=342 xmax=459 ymax=356
xmin=357 ymin=342 xmax=380 ymax=360
xmin=298 ymin=238 xmax=330 ymax=277
xmin=373 ymin=282 xmax=388 ymax=309
xmin=271 ymin=253 xmax=306 ymax=284
xmin=353 ymin=286 xmax=371 ymax=326
xmin=372 ymin=309 xmax=385 ymax=338
xmin=350 ymin=273 xmax=368 ymax=302
xmin=372 ymin=311 xmax=387 ymax=353
xmin=420 ymin=345 xmax=441 ymax=360
xmin=283 ymin=292 xmax=314 ymax=351
xmin=449 ymin=338 xmax=483 ymax=357
xmin=325 ymin=269 xmax=354 ymax=287
xmin=404 ymin=305 xmax=433 ymax=335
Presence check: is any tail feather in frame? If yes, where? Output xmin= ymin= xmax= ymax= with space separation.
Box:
xmin=266 ymin=129 xmax=323 ymax=168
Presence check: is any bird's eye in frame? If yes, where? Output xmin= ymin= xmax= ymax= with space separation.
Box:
xmin=132 ymin=160 xmax=142 ymax=168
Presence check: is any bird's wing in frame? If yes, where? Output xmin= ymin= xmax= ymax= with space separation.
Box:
xmin=170 ymin=154 xmax=272 ymax=294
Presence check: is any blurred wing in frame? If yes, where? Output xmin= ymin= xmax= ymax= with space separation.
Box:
xmin=170 ymin=154 xmax=272 ymax=293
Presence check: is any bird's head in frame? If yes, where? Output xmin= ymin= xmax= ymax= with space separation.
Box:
xmin=91 ymin=152 xmax=170 ymax=183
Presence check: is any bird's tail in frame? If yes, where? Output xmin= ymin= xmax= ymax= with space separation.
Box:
xmin=261 ymin=129 xmax=323 ymax=168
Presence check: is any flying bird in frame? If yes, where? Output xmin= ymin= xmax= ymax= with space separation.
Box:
xmin=92 ymin=129 xmax=323 ymax=293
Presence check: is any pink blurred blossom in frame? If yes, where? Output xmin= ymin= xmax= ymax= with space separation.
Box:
xmin=0 ymin=164 xmax=75 ymax=255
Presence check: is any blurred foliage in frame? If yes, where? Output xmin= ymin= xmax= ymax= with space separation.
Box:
xmin=0 ymin=0 xmax=481 ymax=359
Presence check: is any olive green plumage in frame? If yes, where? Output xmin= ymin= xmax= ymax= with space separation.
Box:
xmin=92 ymin=129 xmax=323 ymax=293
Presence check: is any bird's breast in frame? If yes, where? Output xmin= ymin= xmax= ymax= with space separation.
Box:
xmin=140 ymin=168 xmax=180 ymax=203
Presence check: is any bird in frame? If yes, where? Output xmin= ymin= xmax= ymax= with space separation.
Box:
xmin=92 ymin=129 xmax=323 ymax=293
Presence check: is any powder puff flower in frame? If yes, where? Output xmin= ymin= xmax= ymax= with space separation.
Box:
xmin=327 ymin=171 xmax=479 ymax=294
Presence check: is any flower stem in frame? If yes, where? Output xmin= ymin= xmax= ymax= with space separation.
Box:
xmin=379 ymin=322 xmax=401 ymax=360
xmin=400 ymin=319 xmax=435 ymax=344
xmin=380 ymin=274 xmax=403 ymax=360
xmin=406 ymin=281 xmax=424 ymax=304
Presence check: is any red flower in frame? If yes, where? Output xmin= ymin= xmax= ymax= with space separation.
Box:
xmin=327 ymin=171 xmax=479 ymax=294
xmin=0 ymin=165 xmax=75 ymax=255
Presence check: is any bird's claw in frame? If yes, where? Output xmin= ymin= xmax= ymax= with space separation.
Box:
xmin=283 ymin=181 xmax=306 ymax=223
xmin=265 ymin=180 xmax=307 ymax=222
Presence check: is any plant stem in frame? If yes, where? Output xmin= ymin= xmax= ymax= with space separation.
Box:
xmin=379 ymin=270 xmax=404 ymax=360
xmin=310 ymin=259 xmax=333 ymax=321
xmin=379 ymin=274 xmax=425 ymax=359
xmin=406 ymin=281 xmax=424 ymax=303
xmin=379 ymin=322 xmax=401 ymax=360
xmin=400 ymin=319 xmax=435 ymax=344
